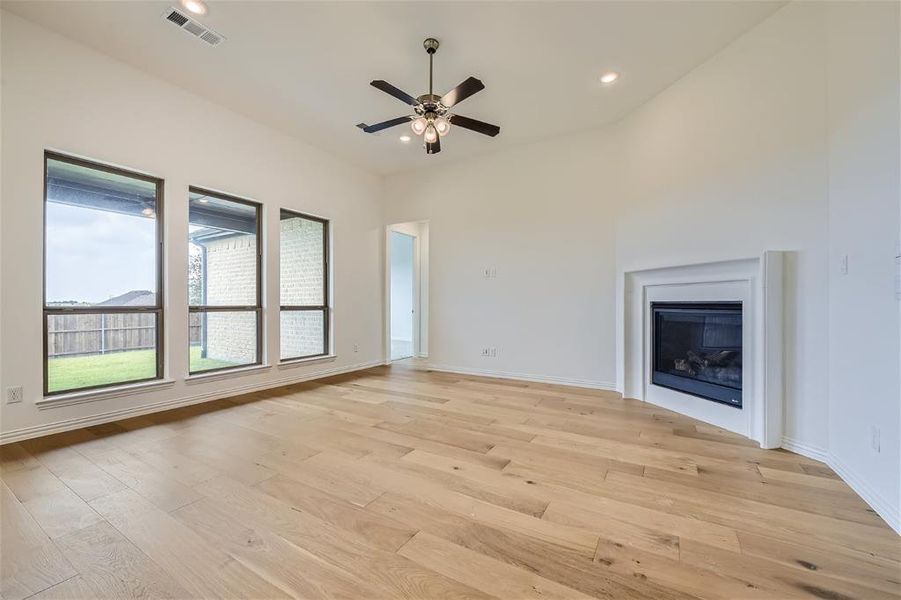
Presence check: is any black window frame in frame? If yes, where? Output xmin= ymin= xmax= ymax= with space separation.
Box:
xmin=279 ymin=208 xmax=330 ymax=362
xmin=42 ymin=151 xmax=165 ymax=396
xmin=188 ymin=186 xmax=263 ymax=375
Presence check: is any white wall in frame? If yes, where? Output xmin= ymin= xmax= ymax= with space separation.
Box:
xmin=384 ymin=132 xmax=620 ymax=388
xmin=0 ymin=11 xmax=385 ymax=440
xmin=824 ymin=1 xmax=900 ymax=531
xmin=384 ymin=2 xmax=900 ymax=530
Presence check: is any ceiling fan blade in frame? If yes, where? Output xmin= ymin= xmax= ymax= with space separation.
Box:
xmin=370 ymin=80 xmax=418 ymax=106
xmin=426 ymin=137 xmax=441 ymax=154
xmin=441 ymin=77 xmax=485 ymax=108
xmin=356 ymin=116 xmax=412 ymax=133
xmin=449 ymin=114 xmax=500 ymax=137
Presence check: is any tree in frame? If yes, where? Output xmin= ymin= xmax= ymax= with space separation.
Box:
xmin=188 ymin=244 xmax=204 ymax=305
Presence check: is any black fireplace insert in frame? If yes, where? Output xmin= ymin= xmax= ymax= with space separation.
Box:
xmin=651 ymin=302 xmax=742 ymax=408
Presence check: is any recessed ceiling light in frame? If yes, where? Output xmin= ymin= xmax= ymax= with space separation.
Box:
xmin=180 ymin=0 xmax=208 ymax=16
xmin=600 ymin=72 xmax=620 ymax=84
xmin=399 ymin=135 xmax=412 ymax=143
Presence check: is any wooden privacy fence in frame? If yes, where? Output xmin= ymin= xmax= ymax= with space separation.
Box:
xmin=47 ymin=313 xmax=202 ymax=358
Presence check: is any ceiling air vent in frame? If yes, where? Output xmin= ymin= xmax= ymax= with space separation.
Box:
xmin=165 ymin=10 xmax=189 ymax=26
xmin=162 ymin=7 xmax=226 ymax=46
xmin=199 ymin=30 xmax=223 ymax=46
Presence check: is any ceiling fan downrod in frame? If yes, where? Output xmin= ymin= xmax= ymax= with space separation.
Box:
xmin=424 ymin=37 xmax=439 ymax=96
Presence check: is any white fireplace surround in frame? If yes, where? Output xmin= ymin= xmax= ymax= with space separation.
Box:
xmin=618 ymin=253 xmax=784 ymax=448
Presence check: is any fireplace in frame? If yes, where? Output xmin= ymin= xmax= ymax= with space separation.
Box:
xmin=651 ymin=302 xmax=742 ymax=408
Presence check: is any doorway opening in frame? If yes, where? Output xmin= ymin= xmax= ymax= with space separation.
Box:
xmin=387 ymin=222 xmax=429 ymax=362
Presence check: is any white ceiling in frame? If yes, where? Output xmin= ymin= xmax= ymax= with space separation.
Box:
xmin=3 ymin=1 xmax=784 ymax=175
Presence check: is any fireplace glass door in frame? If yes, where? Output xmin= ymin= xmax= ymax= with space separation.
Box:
xmin=651 ymin=302 xmax=742 ymax=407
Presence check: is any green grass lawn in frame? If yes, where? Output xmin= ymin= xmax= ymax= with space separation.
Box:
xmin=47 ymin=346 xmax=238 ymax=393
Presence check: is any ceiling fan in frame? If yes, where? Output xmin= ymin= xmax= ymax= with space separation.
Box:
xmin=356 ymin=38 xmax=500 ymax=154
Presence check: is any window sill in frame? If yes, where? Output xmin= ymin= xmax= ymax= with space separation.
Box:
xmin=185 ymin=363 xmax=271 ymax=384
xmin=37 ymin=378 xmax=176 ymax=409
xmin=278 ymin=354 xmax=337 ymax=369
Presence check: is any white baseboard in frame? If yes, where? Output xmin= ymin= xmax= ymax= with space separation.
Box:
xmin=780 ymin=436 xmax=829 ymax=463
xmin=0 ymin=359 xmax=384 ymax=445
xmin=425 ymin=363 xmax=618 ymax=392
xmin=782 ymin=436 xmax=900 ymax=535
xmin=828 ymin=453 xmax=900 ymax=535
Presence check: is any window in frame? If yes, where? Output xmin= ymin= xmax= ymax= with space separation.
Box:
xmin=188 ymin=188 xmax=262 ymax=373
xmin=280 ymin=209 xmax=329 ymax=360
xmin=43 ymin=152 xmax=163 ymax=395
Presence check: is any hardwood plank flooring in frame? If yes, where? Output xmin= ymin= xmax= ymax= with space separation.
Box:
xmin=1 ymin=361 xmax=898 ymax=599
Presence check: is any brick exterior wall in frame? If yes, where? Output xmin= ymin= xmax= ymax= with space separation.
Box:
xmin=194 ymin=217 xmax=327 ymax=364
xmin=205 ymin=311 xmax=256 ymax=364
xmin=280 ymin=310 xmax=325 ymax=359
xmin=280 ymin=217 xmax=324 ymax=305
xmin=204 ymin=234 xmax=258 ymax=364
xmin=280 ymin=216 xmax=326 ymax=359
xmin=206 ymin=235 xmax=258 ymax=305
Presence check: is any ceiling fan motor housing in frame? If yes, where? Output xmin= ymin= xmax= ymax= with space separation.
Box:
xmin=423 ymin=38 xmax=439 ymax=54
xmin=415 ymin=95 xmax=446 ymax=118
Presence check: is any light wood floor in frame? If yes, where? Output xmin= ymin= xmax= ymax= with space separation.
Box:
xmin=2 ymin=362 xmax=899 ymax=600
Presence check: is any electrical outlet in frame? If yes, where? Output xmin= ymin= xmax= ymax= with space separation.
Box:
xmin=871 ymin=426 xmax=881 ymax=453
xmin=490 ymin=347 xmax=497 ymax=357
xmin=840 ymin=255 xmax=849 ymax=275
xmin=481 ymin=347 xmax=490 ymax=357
xmin=353 ymin=344 xmax=359 ymax=353
xmin=6 ymin=386 xmax=23 ymax=404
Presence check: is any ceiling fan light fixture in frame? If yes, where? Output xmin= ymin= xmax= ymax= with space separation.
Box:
xmin=423 ymin=124 xmax=439 ymax=144
xmin=434 ymin=117 xmax=450 ymax=136
xmin=411 ymin=117 xmax=428 ymax=136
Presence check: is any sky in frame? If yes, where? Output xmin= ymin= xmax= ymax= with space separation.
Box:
xmin=45 ymin=202 xmax=157 ymax=304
